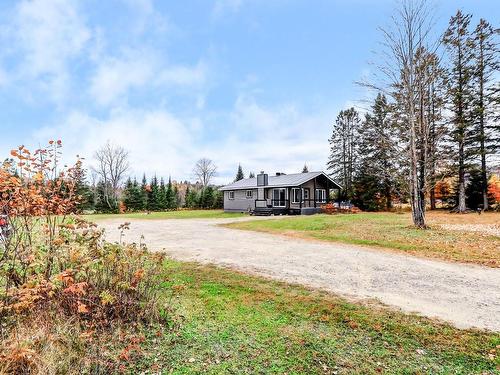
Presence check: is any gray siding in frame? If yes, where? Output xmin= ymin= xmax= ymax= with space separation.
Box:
xmin=223 ymin=189 xmax=257 ymax=212
xmin=223 ymin=179 xmax=330 ymax=212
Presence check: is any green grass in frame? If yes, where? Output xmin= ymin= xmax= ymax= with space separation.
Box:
xmin=86 ymin=209 xmax=246 ymax=221
xmin=127 ymin=260 xmax=499 ymax=374
xmin=225 ymin=212 xmax=500 ymax=267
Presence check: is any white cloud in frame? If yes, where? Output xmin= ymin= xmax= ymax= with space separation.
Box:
xmin=28 ymin=94 xmax=336 ymax=186
xmin=89 ymin=50 xmax=156 ymax=106
xmin=89 ymin=49 xmax=207 ymax=106
xmin=212 ymin=0 xmax=244 ymax=20
xmin=12 ymin=0 xmax=91 ymax=102
xmin=208 ymin=95 xmax=335 ymax=184
xmin=33 ymin=108 xmax=200 ymax=181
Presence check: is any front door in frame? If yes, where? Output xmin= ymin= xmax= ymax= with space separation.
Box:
xmin=272 ymin=188 xmax=286 ymax=207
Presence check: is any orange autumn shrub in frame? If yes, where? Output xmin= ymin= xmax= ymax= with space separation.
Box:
xmin=0 ymin=143 xmax=169 ymax=374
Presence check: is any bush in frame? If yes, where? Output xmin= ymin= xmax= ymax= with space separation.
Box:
xmin=0 ymin=218 xmax=168 ymax=373
xmin=0 ymin=143 xmax=170 ymax=373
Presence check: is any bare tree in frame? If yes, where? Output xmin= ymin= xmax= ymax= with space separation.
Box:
xmin=359 ymin=0 xmax=437 ymax=228
xmin=93 ymin=142 xmax=130 ymax=209
xmin=193 ymin=158 xmax=217 ymax=188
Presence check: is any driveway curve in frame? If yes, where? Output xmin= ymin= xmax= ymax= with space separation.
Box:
xmin=99 ymin=217 xmax=500 ymax=331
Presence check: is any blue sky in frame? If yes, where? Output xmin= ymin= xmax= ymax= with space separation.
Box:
xmin=0 ymin=0 xmax=497 ymax=184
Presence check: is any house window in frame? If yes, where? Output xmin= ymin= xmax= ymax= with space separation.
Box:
xmin=246 ymin=190 xmax=253 ymax=199
xmin=228 ymin=191 xmax=235 ymax=200
xmin=291 ymin=188 xmax=302 ymax=203
xmin=315 ymin=189 xmax=326 ymax=203
xmin=272 ymin=188 xmax=287 ymax=207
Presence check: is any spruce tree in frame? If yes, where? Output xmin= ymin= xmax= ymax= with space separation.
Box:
xmin=140 ymin=174 xmax=148 ymax=211
xmin=148 ymin=175 xmax=161 ymax=211
xmin=123 ymin=177 xmax=134 ymax=211
xmin=159 ymin=178 xmax=167 ymax=210
xmin=165 ymin=177 xmax=176 ymax=209
xmin=235 ymin=164 xmax=245 ymax=181
xmin=248 ymin=172 xmax=255 ymax=178
xmin=327 ymin=108 xmax=360 ymax=200
xmin=302 ymin=164 xmax=309 ymax=173
xmin=443 ymin=10 xmax=475 ymax=212
xmin=472 ymin=19 xmax=499 ymax=210
xmin=353 ymin=94 xmax=399 ymax=210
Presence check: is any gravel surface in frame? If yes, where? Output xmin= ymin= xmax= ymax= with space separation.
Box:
xmin=99 ymin=217 xmax=500 ymax=331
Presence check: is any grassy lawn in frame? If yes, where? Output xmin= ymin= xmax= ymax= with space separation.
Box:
xmin=127 ymin=260 xmax=499 ymax=374
xmin=225 ymin=211 xmax=500 ymax=267
xmin=86 ymin=209 xmax=246 ymax=221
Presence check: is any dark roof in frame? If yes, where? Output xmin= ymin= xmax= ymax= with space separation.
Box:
xmin=219 ymin=171 xmax=341 ymax=191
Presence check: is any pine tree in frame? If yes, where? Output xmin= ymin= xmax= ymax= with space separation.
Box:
xmin=200 ymin=186 xmax=215 ymax=208
xmin=248 ymin=172 xmax=255 ymax=178
xmin=327 ymin=108 xmax=360 ymax=200
xmin=235 ymin=164 xmax=245 ymax=181
xmin=472 ymin=19 xmax=499 ymax=210
xmin=148 ymin=175 xmax=162 ymax=211
xmin=302 ymin=164 xmax=309 ymax=173
xmin=165 ymin=176 xmax=176 ymax=209
xmin=123 ymin=177 xmax=134 ymax=211
xmin=140 ymin=174 xmax=148 ymax=211
xmin=173 ymin=185 xmax=180 ymax=208
xmin=73 ymin=160 xmax=94 ymax=212
xmin=159 ymin=178 xmax=167 ymax=210
xmin=353 ymin=94 xmax=399 ymax=210
xmin=443 ymin=10 xmax=475 ymax=213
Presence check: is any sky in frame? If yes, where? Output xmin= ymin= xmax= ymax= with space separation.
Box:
xmin=0 ymin=0 xmax=497 ymax=184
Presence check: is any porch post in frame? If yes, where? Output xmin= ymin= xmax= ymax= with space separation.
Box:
xmin=299 ymin=187 xmax=302 ymax=210
xmin=326 ymin=179 xmax=330 ymax=203
xmin=313 ymin=178 xmax=317 ymax=208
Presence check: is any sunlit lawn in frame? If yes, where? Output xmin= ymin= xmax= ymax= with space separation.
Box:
xmin=128 ymin=260 xmax=499 ymax=374
xmin=86 ymin=209 xmax=246 ymax=221
xmin=225 ymin=211 xmax=500 ymax=267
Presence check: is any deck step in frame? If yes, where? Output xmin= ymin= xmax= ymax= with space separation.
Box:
xmin=253 ymin=208 xmax=273 ymax=216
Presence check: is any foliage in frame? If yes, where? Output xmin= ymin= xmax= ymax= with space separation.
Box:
xmin=0 ymin=142 xmax=82 ymax=283
xmin=327 ymin=107 xmax=360 ymax=200
xmin=0 ymin=143 xmax=168 ymax=373
xmin=234 ymin=164 xmax=244 ymax=181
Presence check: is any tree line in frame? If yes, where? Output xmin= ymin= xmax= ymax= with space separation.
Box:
xmin=328 ymin=2 xmax=499 ymax=227
xmin=74 ymin=143 xmax=223 ymax=213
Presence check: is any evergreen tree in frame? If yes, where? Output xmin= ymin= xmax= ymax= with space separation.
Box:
xmin=73 ymin=160 xmax=94 ymax=212
xmin=148 ymin=175 xmax=162 ymax=211
xmin=123 ymin=177 xmax=134 ymax=211
xmin=443 ymin=10 xmax=475 ymax=212
xmin=185 ymin=186 xmax=199 ymax=208
xmin=213 ymin=190 xmax=224 ymax=209
xmin=200 ymin=186 xmax=215 ymax=208
xmin=472 ymin=19 xmax=499 ymax=210
xmin=327 ymin=108 xmax=360 ymax=199
xmin=235 ymin=164 xmax=245 ymax=181
xmin=302 ymin=164 xmax=309 ymax=173
xmin=248 ymin=172 xmax=255 ymax=178
xmin=140 ymin=174 xmax=148 ymax=210
xmin=174 ymin=185 xmax=180 ymax=208
xmin=353 ymin=94 xmax=399 ymax=210
xmin=165 ymin=176 xmax=176 ymax=209
xmin=95 ymin=181 xmax=117 ymax=213
xmin=159 ymin=178 xmax=167 ymax=210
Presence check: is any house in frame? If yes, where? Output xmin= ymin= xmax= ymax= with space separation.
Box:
xmin=219 ymin=171 xmax=341 ymax=215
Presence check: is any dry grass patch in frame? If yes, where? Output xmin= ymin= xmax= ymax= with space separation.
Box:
xmin=225 ymin=211 xmax=500 ymax=267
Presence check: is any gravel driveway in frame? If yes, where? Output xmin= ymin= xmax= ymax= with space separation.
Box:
xmin=100 ymin=217 xmax=500 ymax=331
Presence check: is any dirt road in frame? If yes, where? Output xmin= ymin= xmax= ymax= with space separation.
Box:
xmin=100 ymin=217 xmax=500 ymax=331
